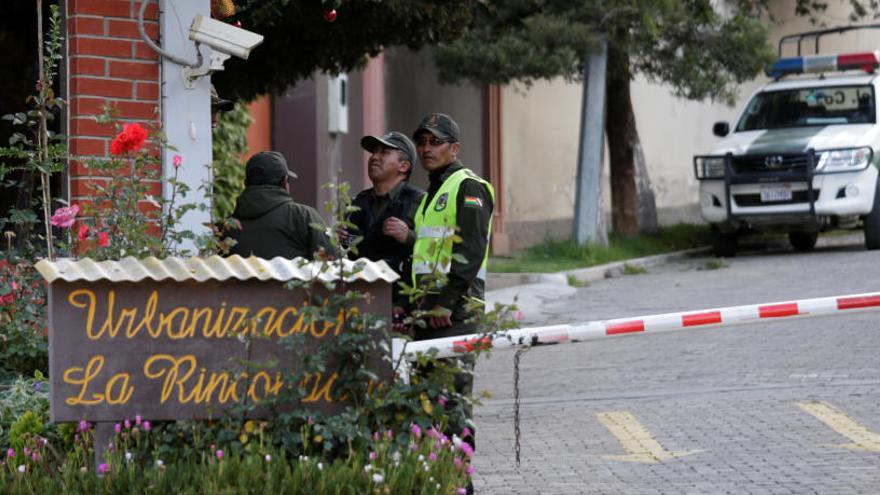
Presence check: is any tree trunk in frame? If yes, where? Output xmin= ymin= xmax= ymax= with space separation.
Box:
xmin=605 ymin=43 xmax=658 ymax=235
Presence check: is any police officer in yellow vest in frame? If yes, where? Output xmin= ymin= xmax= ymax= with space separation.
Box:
xmin=411 ymin=113 xmax=495 ymax=339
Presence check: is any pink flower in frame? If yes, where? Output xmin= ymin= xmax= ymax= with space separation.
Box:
xmin=135 ymin=415 xmax=142 ymax=426
xmin=50 ymin=204 xmax=80 ymax=228
xmin=97 ymin=231 xmax=110 ymax=247
xmin=459 ymin=442 xmax=474 ymax=458
xmin=466 ymin=464 xmax=475 ymax=476
xmin=110 ymin=123 xmax=148 ymax=155
xmin=124 ymin=419 xmax=131 ymax=430
xmin=114 ymin=423 xmax=121 ymax=434
xmin=457 ymin=488 xmax=467 ymax=495
xmin=428 ymin=451 xmax=437 ymax=462
xmin=77 ymin=420 xmax=89 ymax=432
xmin=454 ymin=457 xmax=462 ymax=467
xmin=462 ymin=427 xmax=472 ymax=439
xmin=31 ymin=452 xmax=39 ymax=462
xmin=6 ymin=448 xmax=14 ymax=459
xmin=97 ymin=462 xmax=109 ymax=475
xmin=385 ymin=430 xmax=393 ymax=440
xmin=215 ymin=449 xmax=224 ymax=460
xmin=369 ymin=451 xmax=377 ymax=461
xmin=172 ymin=154 xmax=182 ymax=169
xmin=438 ymin=395 xmax=447 ymax=407
xmin=77 ymin=224 xmax=89 ymax=241
xmin=23 ymin=448 xmax=28 ymax=457
xmin=410 ymin=423 xmax=422 ymax=439
xmin=143 ymin=421 xmax=151 ymax=432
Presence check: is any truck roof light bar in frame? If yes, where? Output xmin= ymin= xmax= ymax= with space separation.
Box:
xmin=766 ymin=51 xmax=880 ymax=79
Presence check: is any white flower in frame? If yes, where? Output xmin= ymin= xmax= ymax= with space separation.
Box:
xmin=372 ymin=473 xmax=384 ymax=484
xmin=424 ymin=464 xmax=430 ymax=472
xmin=364 ymin=464 xmax=372 ymax=472
xmin=125 ymin=452 xmax=133 ymax=462
xmin=429 ymin=477 xmax=434 ymax=482
xmin=17 ymin=465 xmax=25 ymax=473
xmin=452 ymin=435 xmax=462 ymax=447
xmin=418 ymin=454 xmax=425 ymax=461
xmin=265 ymin=454 xmax=272 ymax=462
xmin=436 ymin=484 xmax=441 ymax=490
xmin=391 ymin=451 xmax=401 ymax=462
xmin=156 ymin=459 xmax=164 ymax=467
xmin=317 ymin=462 xmax=323 ymax=471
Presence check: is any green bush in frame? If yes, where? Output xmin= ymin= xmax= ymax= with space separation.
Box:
xmin=1 ymin=420 xmax=475 ymax=494
xmin=0 ymin=373 xmax=49 ymax=448
xmin=211 ymin=102 xmax=252 ymax=222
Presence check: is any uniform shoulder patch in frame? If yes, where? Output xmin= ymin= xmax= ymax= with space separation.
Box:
xmin=434 ymin=192 xmax=449 ymax=211
xmin=463 ymin=196 xmax=483 ymax=208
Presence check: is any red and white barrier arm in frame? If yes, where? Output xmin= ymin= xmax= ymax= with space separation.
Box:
xmin=397 ymin=291 xmax=880 ymax=361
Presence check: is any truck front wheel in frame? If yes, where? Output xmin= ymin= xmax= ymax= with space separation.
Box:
xmin=711 ymin=226 xmax=738 ymax=257
xmin=865 ymin=179 xmax=880 ymax=250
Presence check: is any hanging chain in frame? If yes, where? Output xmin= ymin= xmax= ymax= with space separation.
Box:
xmin=513 ymin=345 xmax=532 ymax=468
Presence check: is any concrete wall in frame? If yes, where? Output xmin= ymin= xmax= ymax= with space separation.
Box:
xmin=501 ymin=81 xmax=583 ymax=250
xmin=384 ymin=47 xmax=485 ymax=190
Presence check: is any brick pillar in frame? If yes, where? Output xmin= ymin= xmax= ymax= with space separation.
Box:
xmin=67 ymin=0 xmax=162 ymax=210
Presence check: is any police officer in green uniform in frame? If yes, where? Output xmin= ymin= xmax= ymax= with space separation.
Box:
xmin=228 ymin=151 xmax=333 ymax=260
xmin=411 ymin=113 xmax=494 ymax=339
xmin=411 ymin=115 xmax=493 ymax=475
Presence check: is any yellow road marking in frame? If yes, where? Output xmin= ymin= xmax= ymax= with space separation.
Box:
xmin=797 ymin=400 xmax=880 ymax=452
xmin=596 ymin=411 xmax=703 ymax=464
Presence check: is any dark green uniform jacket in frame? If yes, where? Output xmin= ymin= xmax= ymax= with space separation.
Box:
xmin=228 ymin=185 xmax=332 ymax=260
xmin=420 ymin=161 xmax=494 ymax=324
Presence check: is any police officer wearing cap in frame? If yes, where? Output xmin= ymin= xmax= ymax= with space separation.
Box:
xmin=345 ymin=132 xmax=425 ymax=317
xmin=411 ymin=113 xmax=495 ymax=338
xmin=228 ymin=151 xmax=333 ymax=259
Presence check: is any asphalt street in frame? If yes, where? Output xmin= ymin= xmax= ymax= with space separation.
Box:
xmin=473 ymin=235 xmax=880 ymax=494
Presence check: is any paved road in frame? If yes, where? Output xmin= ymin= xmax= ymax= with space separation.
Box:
xmin=473 ymin=236 xmax=880 ymax=494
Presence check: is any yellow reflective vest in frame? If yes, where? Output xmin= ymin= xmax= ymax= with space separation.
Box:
xmin=412 ymin=168 xmax=495 ymax=286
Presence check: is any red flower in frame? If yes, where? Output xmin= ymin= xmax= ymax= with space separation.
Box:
xmin=110 ymin=123 xmax=148 ymax=155
xmin=77 ymin=224 xmax=90 ymax=241
xmin=97 ymin=231 xmax=110 ymax=247
xmin=0 ymin=281 xmax=16 ymax=305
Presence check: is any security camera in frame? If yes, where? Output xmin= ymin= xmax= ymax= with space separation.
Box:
xmin=189 ymin=14 xmax=264 ymax=61
xmin=182 ymin=14 xmax=264 ymax=88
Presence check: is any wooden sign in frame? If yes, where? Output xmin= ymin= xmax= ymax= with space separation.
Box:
xmin=47 ymin=278 xmax=391 ymax=422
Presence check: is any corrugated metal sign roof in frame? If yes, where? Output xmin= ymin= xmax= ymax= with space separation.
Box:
xmin=35 ymin=255 xmax=399 ymax=284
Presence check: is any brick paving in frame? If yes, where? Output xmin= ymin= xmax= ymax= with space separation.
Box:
xmin=474 ymin=240 xmax=880 ymax=493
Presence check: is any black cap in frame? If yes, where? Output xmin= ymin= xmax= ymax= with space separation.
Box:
xmin=211 ymin=85 xmax=234 ymax=113
xmin=360 ymin=131 xmax=417 ymax=166
xmin=412 ymin=113 xmax=460 ymax=142
xmin=245 ymin=151 xmax=297 ymax=185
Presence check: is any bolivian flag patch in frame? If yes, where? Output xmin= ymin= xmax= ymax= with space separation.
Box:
xmin=463 ymin=196 xmax=483 ymax=208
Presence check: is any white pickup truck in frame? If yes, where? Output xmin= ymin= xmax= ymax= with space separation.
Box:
xmin=695 ymin=30 xmax=880 ymax=256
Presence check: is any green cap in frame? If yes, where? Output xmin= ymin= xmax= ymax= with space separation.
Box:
xmin=245 ymin=151 xmax=297 ymax=185
xmin=360 ymin=131 xmax=417 ymax=166
xmin=412 ymin=113 xmax=460 ymax=142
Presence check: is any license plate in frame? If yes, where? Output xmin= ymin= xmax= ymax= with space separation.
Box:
xmin=760 ymin=184 xmax=793 ymax=202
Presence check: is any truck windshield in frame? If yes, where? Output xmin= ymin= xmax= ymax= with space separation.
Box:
xmin=735 ymin=85 xmax=875 ymax=131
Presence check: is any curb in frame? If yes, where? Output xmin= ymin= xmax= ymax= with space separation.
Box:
xmin=486 ymin=246 xmax=711 ymax=291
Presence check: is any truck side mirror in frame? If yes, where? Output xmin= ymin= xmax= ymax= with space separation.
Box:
xmin=713 ymin=121 xmax=730 ymax=137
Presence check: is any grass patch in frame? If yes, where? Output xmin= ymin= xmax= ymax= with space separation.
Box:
xmin=566 ymin=274 xmax=589 ymax=287
xmin=489 ymin=223 xmax=711 ymax=273
xmin=621 ymin=263 xmax=647 ymax=275
xmin=700 ymin=259 xmax=729 ymax=270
